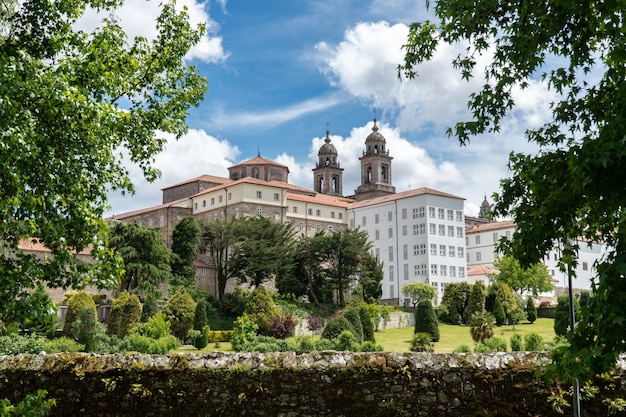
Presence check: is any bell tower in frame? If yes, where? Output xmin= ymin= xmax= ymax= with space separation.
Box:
xmin=312 ymin=130 xmax=343 ymax=196
xmin=354 ymin=118 xmax=395 ymax=200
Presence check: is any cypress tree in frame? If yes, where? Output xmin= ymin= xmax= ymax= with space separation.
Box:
xmin=493 ymin=295 xmax=506 ymax=326
xmin=414 ymin=300 xmax=440 ymax=342
xmin=526 ymin=297 xmax=537 ymax=324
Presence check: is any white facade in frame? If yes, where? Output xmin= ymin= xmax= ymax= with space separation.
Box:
xmin=348 ymin=188 xmax=467 ymax=305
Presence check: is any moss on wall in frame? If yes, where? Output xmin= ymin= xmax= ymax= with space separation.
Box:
xmin=0 ymin=352 xmax=623 ymax=416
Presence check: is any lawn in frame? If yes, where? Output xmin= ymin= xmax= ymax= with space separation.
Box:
xmin=375 ymin=317 xmax=557 ymax=353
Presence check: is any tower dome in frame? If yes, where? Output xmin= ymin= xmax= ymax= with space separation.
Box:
xmin=312 ymin=129 xmax=343 ymax=196
xmin=318 ymin=131 xmax=338 ymax=156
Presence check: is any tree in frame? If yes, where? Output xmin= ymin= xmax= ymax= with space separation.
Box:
xmin=554 ymin=295 xmax=579 ymax=337
xmin=162 ymin=287 xmax=196 ymax=341
xmin=110 ymin=222 xmax=172 ymax=297
xmin=469 ymin=310 xmax=495 ymax=344
xmin=63 ymin=291 xmax=96 ymax=337
xmin=399 ymin=0 xmax=626 ymax=381
xmin=324 ymin=228 xmax=373 ymax=307
xmin=466 ymin=281 xmax=486 ymax=321
xmin=414 ymin=300 xmax=440 ymax=342
xmin=18 ymin=284 xmax=58 ymax=337
xmin=107 ymin=291 xmax=142 ymax=338
xmin=244 ymin=286 xmax=279 ymax=336
xmin=441 ymin=282 xmax=471 ymax=324
xmin=526 ymin=297 xmax=537 ymax=324
xmin=402 ymin=282 xmax=436 ymax=308
xmin=357 ymin=252 xmax=383 ymax=301
xmin=170 ymin=216 xmax=201 ymax=291
xmin=492 ymin=295 xmax=506 ymax=326
xmin=492 ymin=255 xmax=553 ymax=296
xmin=201 ymin=216 xmax=239 ymax=300
xmin=0 ymin=0 xmax=206 ymax=326
xmin=485 ymin=281 xmax=518 ymax=317
xmin=229 ymin=216 xmax=297 ymax=289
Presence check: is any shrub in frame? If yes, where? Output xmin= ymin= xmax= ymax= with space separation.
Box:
xmin=269 ymin=314 xmax=296 ymax=339
xmin=74 ymin=307 xmax=97 ymax=352
xmin=0 ymin=390 xmax=55 ymax=416
xmin=476 ymin=336 xmax=508 ymax=353
xmin=357 ymin=304 xmax=376 ymax=343
xmin=208 ymin=330 xmax=234 ymax=343
xmin=19 ymin=284 xmax=58 ymax=337
xmin=245 ymin=286 xmax=279 ymax=336
xmin=453 ymin=344 xmax=471 ymax=353
xmin=358 ymin=341 xmax=383 ymax=352
xmin=132 ymin=312 xmax=171 ymax=339
xmin=414 ymin=300 xmax=440 ymax=342
xmin=125 ymin=313 xmax=179 ymax=354
xmin=193 ymin=299 xmax=208 ymax=331
xmin=42 ymin=337 xmax=84 ymax=353
xmin=0 ymin=333 xmax=47 ymax=354
xmin=410 ymin=332 xmax=434 ymax=352
xmin=108 ymin=291 xmax=142 ymax=338
xmin=63 ymin=291 xmax=96 ymax=336
xmin=493 ymin=296 xmax=506 ymax=326
xmin=194 ymin=325 xmax=210 ymax=349
xmin=333 ymin=330 xmax=357 ymax=351
xmin=434 ymin=304 xmax=450 ymax=322
xmin=306 ymin=315 xmax=323 ymax=333
xmin=320 ymin=316 xmax=352 ymax=341
xmin=342 ymin=308 xmax=364 ymax=343
xmin=140 ymin=293 xmax=159 ymax=322
xmin=230 ymin=314 xmax=258 ymax=352
xmin=554 ymin=295 xmax=578 ymax=337
xmin=469 ymin=310 xmax=495 ymax=344
xmin=524 ymin=332 xmax=545 ymax=351
xmin=526 ymin=297 xmax=537 ymax=324
xmin=314 ymin=338 xmax=335 ymax=351
xmin=510 ymin=333 xmax=524 ymax=351
xmin=162 ymin=288 xmax=197 ymax=340
xmin=296 ymin=336 xmax=315 ymax=351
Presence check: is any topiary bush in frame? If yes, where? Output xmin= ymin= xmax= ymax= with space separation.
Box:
xmin=74 ymin=307 xmax=97 ymax=352
xmin=193 ymin=299 xmax=208 ymax=331
xmin=410 ymin=332 xmax=434 ymax=352
xmin=414 ymin=300 xmax=440 ymax=342
xmin=526 ymin=297 xmax=537 ymax=324
xmin=333 ymin=330 xmax=357 ymax=351
xmin=108 ymin=291 xmax=142 ymax=338
xmin=63 ymin=291 xmax=96 ymax=337
xmin=357 ymin=304 xmax=375 ymax=343
xmin=475 ymin=336 xmax=507 ymax=353
xmin=244 ymin=286 xmax=279 ymax=336
xmin=342 ymin=308 xmax=364 ymax=343
xmin=524 ymin=332 xmax=545 ymax=351
xmin=320 ymin=316 xmax=353 ymax=341
xmin=140 ymin=293 xmax=159 ymax=322
xmin=510 ymin=333 xmax=524 ymax=351
xmin=453 ymin=344 xmax=471 ymax=353
xmin=162 ymin=288 xmax=197 ymax=341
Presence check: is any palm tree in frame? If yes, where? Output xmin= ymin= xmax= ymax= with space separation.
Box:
xmin=469 ymin=310 xmax=495 ymax=344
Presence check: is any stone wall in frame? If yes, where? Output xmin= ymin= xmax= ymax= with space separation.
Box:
xmin=1 ymin=352 xmax=624 ymax=417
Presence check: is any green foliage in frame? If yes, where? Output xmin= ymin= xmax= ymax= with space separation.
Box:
xmin=63 ymin=291 xmax=96 ymax=337
xmin=526 ymin=297 xmax=537 ymax=324
xmin=18 ymin=284 xmax=58 ymax=337
xmin=356 ymin=252 xmax=383 ymax=301
xmin=434 ymin=304 xmax=449 ymax=323
xmin=162 ymin=288 xmax=197 ymax=340
xmin=230 ymin=314 xmax=259 ymax=352
xmin=244 ymin=286 xmax=279 ymax=336
xmin=410 ymin=332 xmax=434 ymax=352
xmin=342 ymin=308 xmax=364 ymax=343
xmin=191 ymin=325 xmax=210 ymax=350
xmin=492 ymin=255 xmax=553 ymax=295
xmin=453 ymin=344 xmax=471 ymax=353
xmin=0 ymin=389 xmax=55 ymax=416
xmin=524 ymin=332 xmax=545 ymax=351
xmin=140 ymin=293 xmax=159 ymax=322
xmin=193 ymin=299 xmax=208 ymax=331
xmin=130 ymin=312 xmax=172 ymax=340
xmin=108 ymin=291 xmax=142 ymax=338
xmin=469 ymin=310 xmax=495 ymax=344
xmin=492 ymin=296 xmax=506 ymax=326
xmin=466 ymin=281 xmax=486 ymax=321
xmin=110 ymin=222 xmax=172 ymax=297
xmin=357 ymin=304 xmax=375 ymax=343
xmin=510 ymin=333 xmax=524 ymax=352
xmin=74 ymin=307 xmax=97 ymax=352
xmin=508 ymin=307 xmax=527 ymax=329
xmin=0 ymin=333 xmax=47 ymax=354
xmin=170 ymin=216 xmax=201 ymax=291
xmin=334 ymin=330 xmax=357 ymax=351
xmin=486 ymin=282 xmax=518 ymax=317
xmin=201 ymin=217 xmax=240 ymax=300
xmin=554 ymin=295 xmax=577 ymax=337
xmin=441 ymin=282 xmax=471 ymax=324
xmin=402 ymin=282 xmax=436 ymax=308
xmin=475 ymin=337 xmax=507 ymax=353
xmin=42 ymin=337 xmax=84 ymax=353
xmin=296 ymin=336 xmax=315 ymax=351
xmin=321 ymin=316 xmax=352 ymax=341
xmin=125 ymin=312 xmax=179 ymax=354
xmin=414 ymin=300 xmax=439 ymax=342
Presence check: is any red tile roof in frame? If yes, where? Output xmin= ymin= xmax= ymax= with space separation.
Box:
xmin=161 ymin=174 xmax=231 ymax=190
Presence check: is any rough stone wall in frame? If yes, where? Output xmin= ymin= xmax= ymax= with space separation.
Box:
xmin=0 ymin=352 xmax=624 ymax=417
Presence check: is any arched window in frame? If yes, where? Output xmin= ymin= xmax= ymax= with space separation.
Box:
xmin=381 ymin=165 xmax=387 ymax=180
xmin=318 ymin=178 xmax=324 ymax=193
xmin=251 ymin=167 xmax=259 ymax=179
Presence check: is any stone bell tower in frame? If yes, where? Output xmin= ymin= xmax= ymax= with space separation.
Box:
xmin=312 ymin=130 xmax=343 ymax=196
xmin=354 ymin=118 xmax=395 ymax=200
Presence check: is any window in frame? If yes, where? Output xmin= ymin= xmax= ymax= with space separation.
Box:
xmin=403 ymin=264 xmax=409 ymax=280
xmin=388 ymin=246 xmax=394 ymax=262
xmin=429 ymin=224 xmax=436 ymax=234
xmin=448 ymin=226 xmax=454 ymax=236
xmin=431 ymin=264 xmax=438 ymax=275
xmin=389 ymin=285 xmax=395 ymax=298
xmin=403 ymin=244 xmax=408 ymax=260
xmin=257 ymin=207 xmax=263 ymax=215
xmin=447 ymin=209 xmax=454 ymax=220
xmin=505 ymin=230 xmax=511 ymax=239
xmin=331 ymin=211 xmax=335 ymax=219
xmin=413 ymin=224 xmax=419 ymax=235
xmin=448 ymin=246 xmax=455 ymax=257
xmin=256 ymin=191 xmax=262 ymax=199
xmin=413 ymin=245 xmax=420 ymax=256
xmin=228 ymin=192 xmax=232 ymax=200
xmin=218 ymin=195 xmax=223 ymax=203
xmin=458 ymin=247 xmax=464 ymax=258
xmin=375 ymin=214 xmax=380 ymax=224
xmin=194 ymin=202 xmax=198 ymax=209
xmin=375 ymin=248 xmax=380 ymax=259
xmin=328 ymin=225 xmax=333 ymax=232
xmin=418 ymin=207 xmax=425 ymax=217
xmin=338 ymin=213 xmax=343 ymax=220
xmin=403 ymin=225 xmax=408 ymax=236
xmin=203 ymin=200 xmax=206 ymax=207
xmin=420 ymin=244 xmax=426 ymax=254
xmin=308 ymin=208 xmax=313 ymax=215
xmin=389 ymin=265 xmax=394 ymax=281
xmin=438 ymin=208 xmax=445 ymax=219
xmin=430 ymin=244 xmax=437 ymax=255
xmin=475 ymin=235 xmax=481 ymax=244
xmin=439 ymin=245 xmax=446 ymax=256
xmin=274 ymin=193 xmax=280 ymax=201
xmin=456 ymin=211 xmax=463 ymax=222
xmin=412 ymin=208 xmax=419 ymax=219
xmin=457 ymin=227 xmax=463 ymax=238
xmin=316 ymin=224 xmax=321 ymax=233
xmin=388 ymin=227 xmax=393 ymax=238
xmin=450 ymin=266 xmax=456 ymax=277
xmin=388 ymin=211 xmax=393 ymax=222
xmin=316 ymin=209 xmax=321 ymax=216
xmin=440 ymin=265 xmax=447 ymax=276
xmin=402 ymin=208 xmax=407 ymax=219
xmin=362 ymin=216 xmax=367 ymax=226
xmin=234 ymin=207 xmax=240 ymax=218
xmin=476 ymin=252 xmax=482 ymax=261
xmin=582 ymin=262 xmax=588 ymax=271
xmin=293 ymin=206 xmax=298 ymax=214
xmin=439 ymin=225 xmax=445 ymax=235
xmin=414 ymin=265 xmax=420 ymax=276
xmin=431 ymin=282 xmax=438 ymax=290
xmin=428 ymin=207 xmax=436 ymax=217
xmin=493 ymin=232 xmax=499 ymax=243
xmin=375 ymin=230 xmax=380 ymax=240
xmin=459 ymin=267 xmax=465 ymax=278
xmin=299 ymin=222 xmax=304 ymax=231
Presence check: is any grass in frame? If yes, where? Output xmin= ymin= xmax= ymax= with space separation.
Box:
xmin=176 ymin=318 xmax=557 ymax=354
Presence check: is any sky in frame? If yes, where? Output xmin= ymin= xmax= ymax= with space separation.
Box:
xmin=99 ymin=0 xmax=556 ymax=218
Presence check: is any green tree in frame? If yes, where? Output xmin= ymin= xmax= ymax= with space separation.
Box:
xmin=324 ymin=228 xmax=373 ymax=307
xmin=110 ymin=222 xmax=172 ymax=297
xmin=193 ymin=299 xmax=208 ymax=331
xmin=201 ymin=216 xmax=239 ymax=300
xmin=414 ymin=300 xmax=439 ymax=342
xmin=399 ymin=0 xmax=626 ymax=381
xmin=486 ymin=281 xmax=518 ymax=317
xmin=554 ymin=295 xmax=579 ymax=337
xmin=402 ymin=282 xmax=436 ymax=308
xmin=469 ymin=310 xmax=495 ymax=344
xmin=63 ymin=291 xmax=96 ymax=336
xmin=466 ymin=281 xmax=486 ymax=321
xmin=244 ymin=286 xmax=279 ymax=336
xmin=229 ymin=216 xmax=297 ymax=289
xmin=19 ymin=284 xmax=58 ymax=337
xmin=441 ymin=282 xmax=471 ymax=324
xmin=0 ymin=0 xmax=206 ymax=326
xmin=170 ymin=216 xmax=200 ymax=291
xmin=493 ymin=256 xmax=553 ymax=296
xmin=162 ymin=287 xmax=196 ymax=341
xmin=526 ymin=297 xmax=537 ymax=324
xmin=492 ymin=296 xmax=506 ymax=326
xmin=107 ymin=291 xmax=142 ymax=338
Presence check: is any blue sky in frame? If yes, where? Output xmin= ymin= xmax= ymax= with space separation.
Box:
xmin=101 ymin=0 xmax=554 ymax=217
